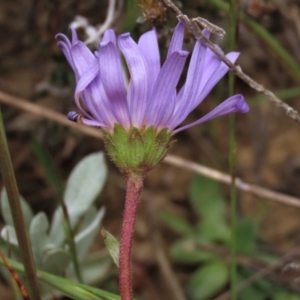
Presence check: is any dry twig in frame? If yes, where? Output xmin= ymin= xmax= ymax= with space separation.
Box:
xmin=164 ymin=155 xmax=300 ymax=208
xmin=159 ymin=0 xmax=300 ymax=124
xmin=0 ymin=90 xmax=299 ymax=209
xmin=70 ymin=0 xmax=123 ymax=45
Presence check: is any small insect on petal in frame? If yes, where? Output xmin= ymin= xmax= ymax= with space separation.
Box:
xmin=68 ymin=111 xmax=83 ymax=123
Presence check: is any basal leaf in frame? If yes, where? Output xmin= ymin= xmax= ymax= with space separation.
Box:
xmin=171 ymin=238 xmax=215 ymax=264
xmin=187 ymin=259 xmax=229 ymax=300
xmin=0 ymin=188 xmax=33 ymax=229
xmin=29 ymin=212 xmax=49 ymax=267
xmin=75 ymin=207 xmax=105 ymax=260
xmin=64 ymin=152 xmax=107 ymax=226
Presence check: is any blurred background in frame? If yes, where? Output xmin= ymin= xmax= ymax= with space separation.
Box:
xmin=1 ymin=0 xmax=300 ymax=299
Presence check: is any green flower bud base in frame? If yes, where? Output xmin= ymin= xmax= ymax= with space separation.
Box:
xmin=103 ymin=124 xmax=174 ymax=177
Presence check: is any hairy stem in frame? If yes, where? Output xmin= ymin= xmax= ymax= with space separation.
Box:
xmin=0 ymin=110 xmax=41 ymax=300
xmin=119 ymin=173 xmax=144 ymax=300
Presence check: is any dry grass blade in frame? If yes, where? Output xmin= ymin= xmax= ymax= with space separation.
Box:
xmin=0 ymin=250 xmax=30 ymax=300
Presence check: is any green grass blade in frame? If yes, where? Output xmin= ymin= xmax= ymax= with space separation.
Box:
xmin=0 ymin=257 xmax=120 ymax=300
xmin=123 ymin=0 xmax=139 ymax=32
xmin=31 ymin=137 xmax=63 ymax=194
xmin=0 ymin=111 xmax=41 ymax=300
xmin=228 ymin=0 xmax=239 ymax=299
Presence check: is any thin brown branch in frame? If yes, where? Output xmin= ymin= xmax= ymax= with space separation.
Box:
xmin=0 ymin=90 xmax=299 ymax=209
xmin=0 ymin=91 xmax=102 ymax=139
xmin=159 ymin=0 xmax=300 ymax=124
xmin=164 ymin=155 xmax=300 ymax=208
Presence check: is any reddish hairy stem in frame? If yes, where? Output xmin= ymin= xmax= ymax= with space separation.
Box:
xmin=119 ymin=173 xmax=144 ymax=300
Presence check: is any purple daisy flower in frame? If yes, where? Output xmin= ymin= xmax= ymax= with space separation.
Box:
xmin=57 ymin=22 xmax=249 ymax=134
xmin=57 ymin=24 xmax=250 ymax=300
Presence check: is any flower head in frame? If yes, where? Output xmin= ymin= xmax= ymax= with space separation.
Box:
xmin=57 ymin=23 xmax=249 ymax=174
xmin=57 ymin=23 xmax=249 ymax=132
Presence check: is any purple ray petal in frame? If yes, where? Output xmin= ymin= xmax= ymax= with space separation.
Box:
xmin=177 ymin=40 xmax=207 ymax=120
xmin=166 ymin=85 xmax=185 ymax=128
xmin=81 ymin=117 xmax=106 ymax=127
xmin=74 ymin=61 xmax=99 ymax=111
xmin=69 ymin=29 xmax=96 ymax=77
xmin=170 ymin=50 xmax=240 ymax=129
xmin=74 ymin=61 xmax=115 ymax=126
xmin=198 ymin=51 xmax=240 ymax=101
xmin=70 ymin=27 xmax=78 ymax=45
xmin=99 ymin=40 xmax=130 ymax=128
xmin=118 ymin=33 xmax=150 ymax=127
xmin=56 ymin=33 xmax=78 ymax=79
xmin=56 ymin=33 xmax=72 ymax=48
xmin=86 ymin=76 xmax=117 ymax=127
xmin=138 ymin=28 xmax=160 ymax=91
xmin=167 ymin=22 xmax=184 ymax=58
xmin=102 ymin=29 xmax=117 ymax=45
xmin=57 ymin=41 xmax=75 ymax=73
xmin=146 ymin=50 xmax=189 ymax=128
xmin=202 ymin=29 xmax=211 ymax=39
xmin=173 ymin=94 xmax=249 ymax=134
